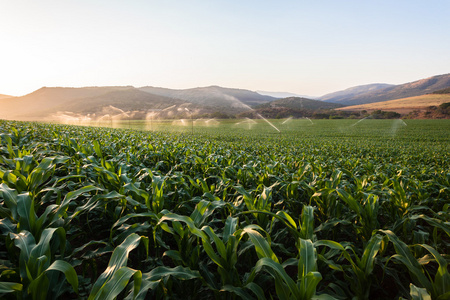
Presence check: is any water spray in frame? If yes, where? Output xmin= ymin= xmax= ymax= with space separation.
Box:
xmin=351 ymin=116 xmax=370 ymax=127
xmin=305 ymin=117 xmax=314 ymax=125
xmin=256 ymin=113 xmax=280 ymax=133
xmin=282 ymin=116 xmax=293 ymax=124
xmin=185 ymin=108 xmax=193 ymax=134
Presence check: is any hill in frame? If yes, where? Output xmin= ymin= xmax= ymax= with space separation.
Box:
xmin=319 ymin=83 xmax=394 ymax=103
xmin=0 ymin=86 xmax=194 ymax=121
xmin=337 ymin=94 xmax=450 ymax=114
xmin=239 ymin=97 xmax=344 ymax=119
xmin=432 ymin=87 xmax=450 ymax=94
xmin=256 ymin=91 xmax=316 ymax=99
xmin=139 ymin=86 xmax=275 ymax=108
xmin=320 ymin=73 xmax=450 ymax=105
xmin=0 ymin=86 xmax=133 ymax=119
xmin=45 ymin=88 xmax=196 ymax=121
xmin=257 ymin=97 xmax=343 ymax=110
xmin=0 ymin=94 xmax=14 ymax=100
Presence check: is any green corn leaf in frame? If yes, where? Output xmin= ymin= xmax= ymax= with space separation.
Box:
xmin=10 ymin=230 xmax=35 ymax=269
xmin=336 ymin=189 xmax=361 ymax=216
xmin=45 ymin=260 xmax=79 ymax=294
xmin=410 ymin=215 xmax=450 ymax=237
xmin=16 ymin=193 xmax=36 ymax=233
xmin=381 ymin=230 xmax=433 ymax=294
xmin=221 ymin=285 xmax=254 ymax=299
xmin=0 ymin=183 xmax=19 ymax=220
xmin=150 ymin=174 xmax=165 ymax=213
xmin=299 ymin=271 xmax=322 ymax=300
xmin=158 ymin=213 xmax=207 ymax=240
xmin=163 ymin=250 xmax=183 ymax=262
xmin=190 ymin=199 xmax=226 ymax=227
xmin=125 ymin=280 xmax=160 ymax=300
xmin=145 ymin=265 xmax=201 ymax=281
xmin=235 ymin=185 xmax=256 ymax=211
xmin=53 ymin=185 xmax=102 ymax=223
xmin=300 ymin=206 xmax=315 ymax=240
xmin=0 ymin=218 xmax=16 ymax=234
xmin=410 ymin=283 xmax=432 ymax=300
xmin=276 ymin=210 xmax=297 ymax=231
xmin=95 ymin=267 xmax=141 ymax=300
xmin=0 ymin=282 xmax=23 ymax=294
xmin=417 ymin=244 xmax=450 ymax=297
xmin=110 ymin=212 xmax=158 ymax=239
xmin=88 ymin=233 xmax=142 ymax=300
xmin=245 ymin=282 xmax=267 ymax=300
xmin=359 ymin=234 xmax=382 ymax=276
xmin=202 ymin=237 xmax=227 ymax=269
xmin=203 ymin=226 xmax=227 ymax=259
xmin=223 ymin=216 xmax=238 ymax=244
xmin=28 ymin=273 xmax=50 ymax=300
xmin=298 ymin=238 xmax=318 ymax=276
xmin=123 ymin=182 xmax=149 ymax=203
xmin=311 ymin=293 xmax=339 ymax=300
xmin=242 ymin=226 xmax=278 ymax=263
xmin=34 ymin=204 xmax=58 ymax=235
xmin=314 ymin=240 xmax=345 ymax=251
xmin=30 ymin=227 xmax=66 ymax=263
xmin=253 ymin=257 xmax=300 ymax=299
xmin=93 ymin=140 xmax=103 ymax=159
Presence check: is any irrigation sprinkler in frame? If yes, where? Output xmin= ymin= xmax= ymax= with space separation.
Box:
xmin=185 ymin=108 xmax=193 ymax=134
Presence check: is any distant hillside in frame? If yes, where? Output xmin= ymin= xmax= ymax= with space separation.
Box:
xmin=0 ymin=86 xmax=196 ymax=121
xmin=239 ymin=97 xmax=344 ymax=119
xmin=139 ymin=86 xmax=275 ymax=108
xmin=256 ymin=91 xmax=316 ymax=99
xmin=0 ymin=85 xmax=260 ymax=121
xmin=319 ymin=83 xmax=395 ymax=103
xmin=44 ymin=88 xmax=196 ymax=121
xmin=337 ymin=94 xmax=450 ymax=114
xmin=432 ymin=87 xmax=450 ymax=94
xmin=320 ymin=73 xmax=450 ymax=105
xmin=0 ymin=94 xmax=14 ymax=100
xmin=257 ymin=97 xmax=343 ymax=110
xmin=0 ymin=86 xmax=133 ymax=120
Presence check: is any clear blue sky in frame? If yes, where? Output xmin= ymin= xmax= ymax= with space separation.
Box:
xmin=1 ymin=0 xmax=449 ymax=96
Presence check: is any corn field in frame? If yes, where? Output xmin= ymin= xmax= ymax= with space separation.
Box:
xmin=0 ymin=119 xmax=449 ymax=299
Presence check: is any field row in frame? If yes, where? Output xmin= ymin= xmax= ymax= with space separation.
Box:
xmin=0 ymin=119 xmax=449 ymax=299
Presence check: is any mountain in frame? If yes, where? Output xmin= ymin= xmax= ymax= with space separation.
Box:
xmin=319 ymin=74 xmax=450 ymax=105
xmin=256 ymin=91 xmax=317 ymax=99
xmin=337 ymin=93 xmax=450 ymax=114
xmin=432 ymin=87 xmax=450 ymax=94
xmin=0 ymin=86 xmax=193 ymax=121
xmin=257 ymin=97 xmax=343 ymax=110
xmin=238 ymin=97 xmax=344 ymax=119
xmin=318 ymin=83 xmax=394 ymax=103
xmin=0 ymin=85 xmax=261 ymax=121
xmin=139 ymin=86 xmax=276 ymax=108
xmin=52 ymin=88 xmax=188 ymax=114
xmin=0 ymin=94 xmax=14 ymax=100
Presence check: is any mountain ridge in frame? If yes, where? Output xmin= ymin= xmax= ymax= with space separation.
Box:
xmin=320 ymin=74 xmax=450 ymax=105
xmin=1 ymin=73 xmax=449 ymax=121
xmin=139 ymin=85 xmax=276 ymax=108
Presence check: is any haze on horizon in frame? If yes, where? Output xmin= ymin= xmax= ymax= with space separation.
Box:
xmin=1 ymin=0 xmax=449 ymax=97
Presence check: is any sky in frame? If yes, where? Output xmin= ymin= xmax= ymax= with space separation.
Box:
xmin=1 ymin=0 xmax=449 ymax=97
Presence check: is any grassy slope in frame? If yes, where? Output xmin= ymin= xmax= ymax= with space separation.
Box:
xmin=336 ymin=94 xmax=450 ymax=113
xmin=322 ymin=73 xmax=450 ymax=105
xmin=0 ymin=94 xmax=14 ymax=100
xmin=0 ymin=86 xmax=134 ymax=120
